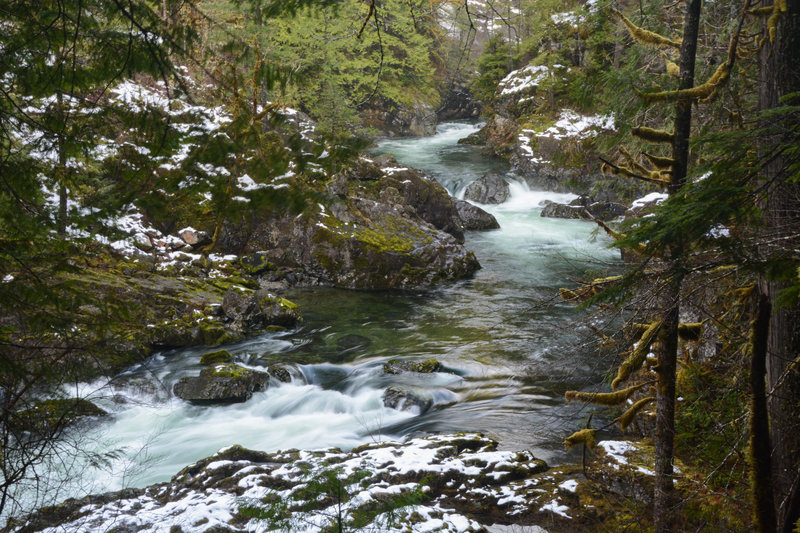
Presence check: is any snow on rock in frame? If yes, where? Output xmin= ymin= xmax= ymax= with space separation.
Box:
xmin=536 ymin=110 xmax=615 ymax=141
xmin=13 ymin=434 xmax=554 ymax=533
xmin=631 ymin=192 xmax=668 ymax=209
xmin=498 ymin=65 xmax=557 ymax=96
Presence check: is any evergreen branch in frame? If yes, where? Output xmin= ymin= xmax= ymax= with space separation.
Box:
xmin=598 ymin=157 xmax=669 ymax=185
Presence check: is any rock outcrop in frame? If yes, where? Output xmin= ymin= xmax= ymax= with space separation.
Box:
xmin=10 ymin=433 xmax=668 ymax=533
xmin=217 ymin=159 xmax=481 ymax=290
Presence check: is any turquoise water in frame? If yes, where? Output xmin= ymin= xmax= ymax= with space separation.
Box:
xmin=22 ymin=123 xmax=620 ymax=513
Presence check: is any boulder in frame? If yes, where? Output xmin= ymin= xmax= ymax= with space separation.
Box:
xmin=382 ymin=386 xmax=433 ymax=414
xmin=586 ymin=440 xmax=685 ymax=505
xmin=380 ymin=164 xmax=465 ymax=243
xmin=463 ymin=173 xmax=510 ymax=204
xmin=540 ymin=198 xmax=626 ymax=221
xmin=383 ymin=357 xmax=442 ymax=374
xmin=178 ymin=227 xmax=211 ymax=247
xmin=13 ymin=398 xmax=107 ymax=434
xmin=220 ymin=289 xmax=300 ymax=331
xmin=452 ymin=198 xmax=500 ymax=230
xmin=199 ymin=349 xmax=234 ymax=365
xmin=173 ymin=363 xmax=270 ymax=403
xmin=361 ymin=100 xmax=437 ymax=137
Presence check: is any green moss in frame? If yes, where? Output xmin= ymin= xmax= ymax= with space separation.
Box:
xmin=278 ymin=297 xmax=298 ymax=310
xmin=15 ymin=398 xmax=107 ymax=433
xmin=203 ymin=363 xmax=250 ymax=380
xmin=200 ymin=349 xmax=234 ymax=365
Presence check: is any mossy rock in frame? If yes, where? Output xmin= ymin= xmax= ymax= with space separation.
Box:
xmin=200 ymin=349 xmax=234 ymax=365
xmin=173 ymin=364 xmax=270 ymax=404
xmin=383 ymin=357 xmax=442 ymax=374
xmin=13 ymin=398 xmax=107 ymax=434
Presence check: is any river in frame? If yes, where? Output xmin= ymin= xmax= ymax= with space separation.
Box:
xmin=46 ymin=122 xmax=620 ymax=506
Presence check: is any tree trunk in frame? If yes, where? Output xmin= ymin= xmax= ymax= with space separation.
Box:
xmin=758 ymin=2 xmax=800 ymax=531
xmin=653 ymin=3 xmax=701 ymax=531
xmin=653 ymin=281 xmax=681 ymax=533
xmin=751 ymin=293 xmax=777 ymax=533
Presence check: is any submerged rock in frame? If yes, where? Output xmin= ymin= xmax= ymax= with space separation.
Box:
xmin=382 ymin=385 xmax=434 ymax=414
xmin=267 ymin=363 xmax=303 ymax=383
xmin=463 ymin=173 xmax=510 ymax=204
xmin=383 ymin=357 xmax=443 ymax=374
xmin=173 ymin=363 xmax=270 ymax=404
xmin=452 ymin=198 xmax=500 ymax=230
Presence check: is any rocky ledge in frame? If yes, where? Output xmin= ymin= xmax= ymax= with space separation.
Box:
xmin=9 ymin=434 xmax=671 ymax=533
xmin=218 ymin=157 xmax=493 ymax=290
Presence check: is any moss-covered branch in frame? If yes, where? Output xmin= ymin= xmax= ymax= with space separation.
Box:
xmin=566 ymin=381 xmax=653 ymax=406
xmin=613 ymin=9 xmax=681 ymax=50
xmin=618 ymin=396 xmax=655 ymax=431
xmin=612 ymin=320 xmax=663 ymax=389
xmin=564 ymin=428 xmax=597 ymax=450
xmin=559 ymin=275 xmax=624 ymax=303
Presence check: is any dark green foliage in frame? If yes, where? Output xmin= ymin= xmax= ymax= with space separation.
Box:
xmin=471 ymin=34 xmax=513 ymax=103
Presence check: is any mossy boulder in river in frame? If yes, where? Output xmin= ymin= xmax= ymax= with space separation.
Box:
xmin=383 ymin=357 xmax=442 ymax=374
xmin=216 ymin=160 xmax=480 ymax=290
xmin=173 ymin=363 xmax=270 ymax=404
xmin=199 ymin=349 xmax=234 ymax=365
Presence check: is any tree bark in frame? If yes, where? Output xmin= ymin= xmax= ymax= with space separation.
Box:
xmin=751 ymin=293 xmax=777 ymax=533
xmin=758 ymin=2 xmax=800 ymax=531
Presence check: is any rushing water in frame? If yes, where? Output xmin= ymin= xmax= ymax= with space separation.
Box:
xmin=35 ymin=123 xmax=621 ymax=510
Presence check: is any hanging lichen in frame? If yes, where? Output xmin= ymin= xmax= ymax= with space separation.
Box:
xmin=618 ymin=396 xmax=655 ymax=431
xmin=565 ymin=381 xmax=652 ymax=406
xmin=644 ymin=152 xmax=675 ymax=170
xmin=678 ymin=322 xmax=703 ymax=341
xmin=612 ymin=320 xmax=663 ymax=389
xmin=632 ymin=126 xmax=674 ymax=144
xmin=564 ymin=428 xmax=597 ymax=450
xmin=641 ymin=62 xmax=731 ymax=104
xmin=665 ymin=59 xmax=680 ymax=77
xmin=768 ymin=0 xmax=788 ymax=43
xmin=613 ymin=9 xmax=681 ymax=50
